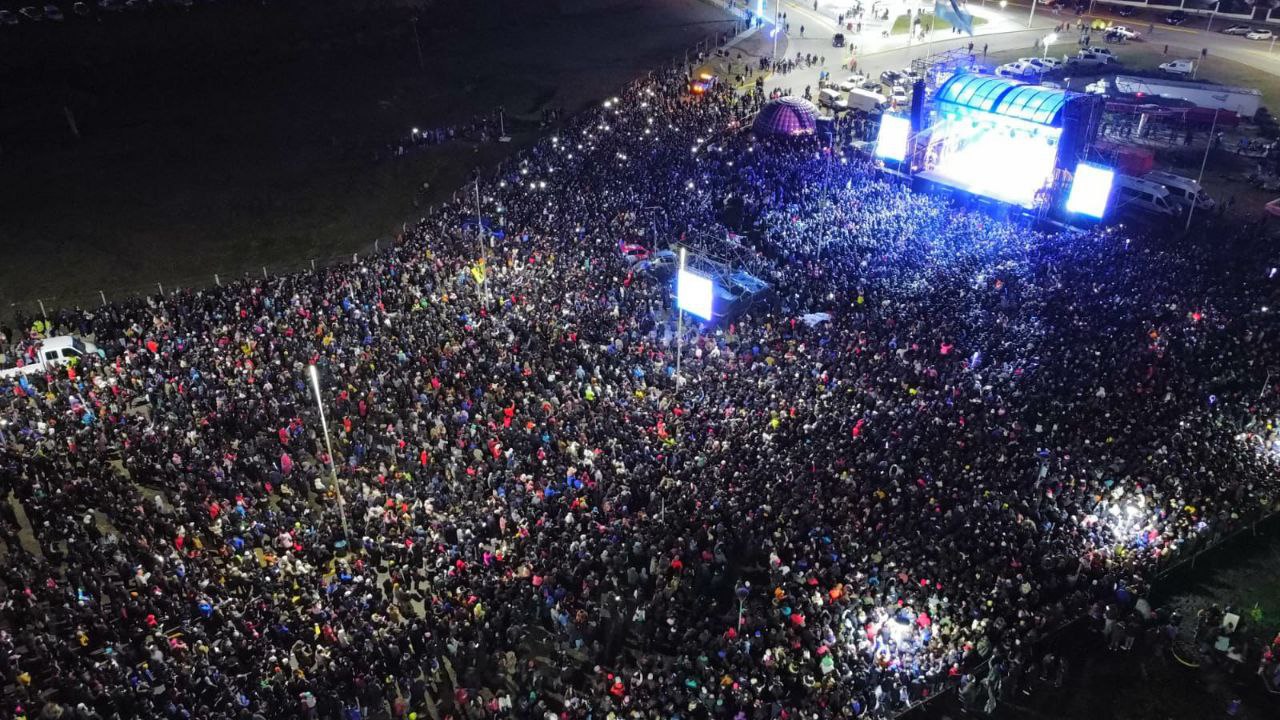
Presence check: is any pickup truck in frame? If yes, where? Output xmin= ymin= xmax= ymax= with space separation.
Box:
xmin=0 ymin=335 xmax=103 ymax=379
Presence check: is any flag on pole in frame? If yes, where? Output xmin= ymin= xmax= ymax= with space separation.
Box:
xmin=934 ymin=0 xmax=975 ymax=36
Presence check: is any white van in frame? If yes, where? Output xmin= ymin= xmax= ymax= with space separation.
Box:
xmin=819 ymin=88 xmax=847 ymax=111
xmin=1144 ymin=171 xmax=1216 ymax=211
xmin=1114 ymin=175 xmax=1179 ymax=217
xmin=1158 ymin=59 xmax=1195 ymax=76
xmin=0 ymin=335 xmax=102 ymax=380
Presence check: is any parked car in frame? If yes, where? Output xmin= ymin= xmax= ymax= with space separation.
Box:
xmin=879 ymin=70 xmax=904 ymax=86
xmin=43 ymin=3 xmax=63 ymax=20
xmin=73 ymin=1 xmax=90 ymax=14
xmin=1165 ymin=11 xmax=1188 ymax=25
xmin=1158 ymin=59 xmax=1195 ymax=76
xmin=1023 ymin=56 xmax=1062 ymax=71
xmin=1071 ymin=50 xmax=1116 ymax=67
xmin=1221 ymin=25 xmax=1252 ymax=35
xmin=97 ymin=0 xmax=124 ymax=11
xmin=0 ymin=336 xmax=103 ymax=380
xmin=1085 ymin=46 xmax=1117 ymax=58
xmin=18 ymin=6 xmax=41 ymax=20
xmin=890 ymin=85 xmax=909 ymax=107
xmin=996 ymin=61 xmax=1041 ymax=79
xmin=1116 ymin=5 xmax=1135 ymax=16
xmin=835 ymin=74 xmax=867 ymax=91
xmin=1247 ymin=28 xmax=1273 ymax=40
xmin=0 ymin=9 xmax=17 ymax=24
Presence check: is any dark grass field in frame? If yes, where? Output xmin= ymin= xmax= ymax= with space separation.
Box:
xmin=0 ymin=0 xmax=740 ymax=313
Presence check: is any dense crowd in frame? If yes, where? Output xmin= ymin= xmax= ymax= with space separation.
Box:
xmin=2 ymin=54 xmax=1279 ymax=720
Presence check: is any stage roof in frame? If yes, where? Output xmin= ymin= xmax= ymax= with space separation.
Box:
xmin=935 ymin=73 xmax=1070 ymax=127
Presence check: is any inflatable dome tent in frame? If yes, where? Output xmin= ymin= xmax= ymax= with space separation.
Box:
xmin=752 ymin=96 xmax=819 ymax=137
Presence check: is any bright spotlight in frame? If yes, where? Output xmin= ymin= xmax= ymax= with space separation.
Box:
xmin=1066 ymin=162 xmax=1116 ymax=219
xmin=874 ymin=114 xmax=911 ymax=162
xmin=677 ymin=264 xmax=714 ymax=321
xmin=887 ymin=617 xmax=913 ymax=643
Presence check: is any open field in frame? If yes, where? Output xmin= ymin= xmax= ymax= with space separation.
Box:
xmin=0 ymin=0 xmax=739 ymax=313
xmin=890 ymin=11 xmax=988 ymax=36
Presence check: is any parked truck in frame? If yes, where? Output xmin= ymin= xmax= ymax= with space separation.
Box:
xmin=1112 ymin=75 xmax=1261 ymax=118
xmin=845 ymin=87 xmax=888 ymax=114
xmin=0 ymin=335 xmax=102 ymax=380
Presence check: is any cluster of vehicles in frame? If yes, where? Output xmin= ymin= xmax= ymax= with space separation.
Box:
xmin=1220 ymin=24 xmax=1274 ymax=41
xmin=817 ymin=69 xmax=919 ymax=113
xmin=1107 ymin=5 xmax=1273 ymax=39
xmin=1112 ymin=171 xmax=1216 ymax=220
xmin=995 ymin=47 xmax=1117 ymax=79
xmin=0 ymin=0 xmax=194 ymax=25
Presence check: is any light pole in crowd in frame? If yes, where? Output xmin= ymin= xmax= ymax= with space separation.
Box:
xmin=475 ymin=174 xmax=489 ymax=308
xmin=675 ymin=247 xmax=686 ymax=393
xmin=1206 ymin=2 xmax=1220 ymax=33
xmin=308 ymin=364 xmax=351 ymax=545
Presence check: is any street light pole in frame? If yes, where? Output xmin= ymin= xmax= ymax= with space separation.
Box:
xmin=1043 ymin=32 xmax=1057 ymax=59
xmin=772 ymin=0 xmax=780 ymax=60
xmin=1206 ymin=2 xmax=1219 ymax=33
xmin=1185 ymin=109 xmax=1218 ymax=232
xmin=308 ymin=364 xmax=351 ymax=545
xmin=1028 ymin=0 xmax=1037 ymax=29
xmin=671 ymin=246 xmax=687 ymax=468
xmin=675 ymin=247 xmax=685 ymax=393
xmin=409 ymin=17 xmax=424 ymax=72
xmin=475 ymin=175 xmax=488 ymax=308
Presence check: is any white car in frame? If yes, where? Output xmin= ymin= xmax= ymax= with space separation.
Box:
xmin=836 ymin=74 xmax=868 ymax=92
xmin=1085 ymin=47 xmax=1117 ymax=58
xmin=890 ymin=85 xmax=909 ymax=106
xmin=1221 ymin=25 xmax=1252 ymax=36
xmin=1247 ymin=29 xmax=1273 ymax=40
xmin=996 ymin=61 xmax=1041 ymax=79
xmin=1107 ymin=26 xmax=1140 ymax=40
xmin=1072 ymin=50 xmax=1115 ymax=67
xmin=1022 ymin=56 xmax=1062 ymax=71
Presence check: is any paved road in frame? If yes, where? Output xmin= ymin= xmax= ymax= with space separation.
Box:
xmin=739 ymin=0 xmax=1280 ymax=96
